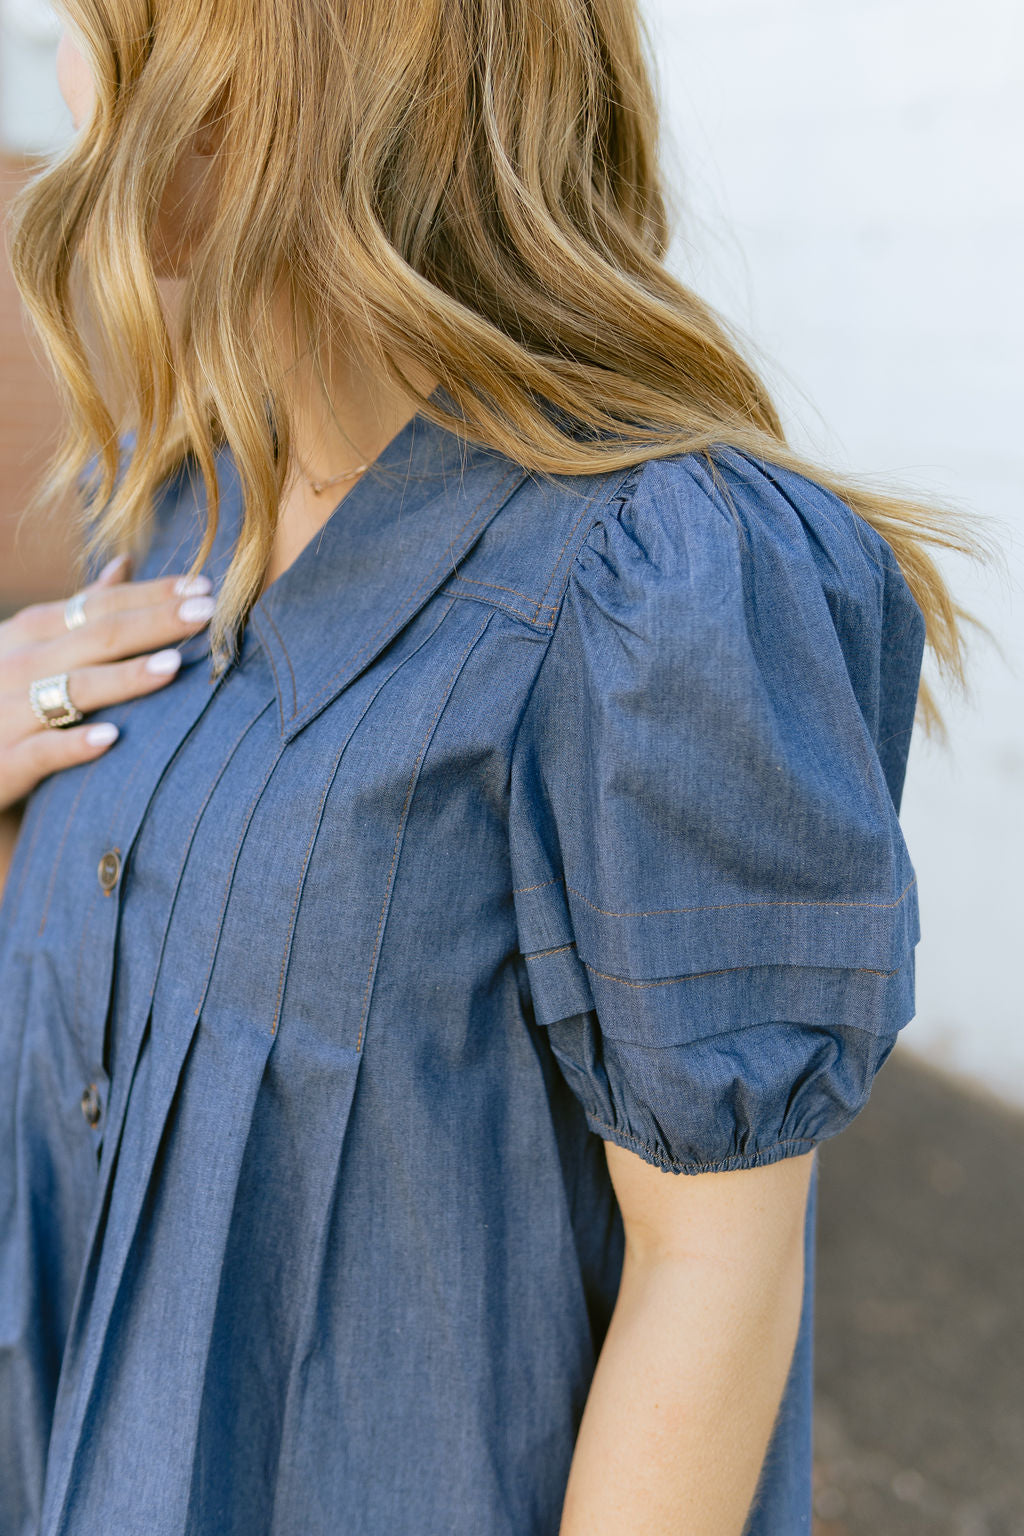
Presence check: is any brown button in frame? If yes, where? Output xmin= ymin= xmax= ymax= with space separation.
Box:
xmin=80 ymin=1083 xmax=102 ymax=1128
xmin=97 ymin=848 xmax=121 ymax=893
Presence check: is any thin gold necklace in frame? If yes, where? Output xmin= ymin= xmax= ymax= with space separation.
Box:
xmin=296 ymin=458 xmax=370 ymax=497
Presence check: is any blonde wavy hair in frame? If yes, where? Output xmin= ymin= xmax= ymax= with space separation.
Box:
xmin=8 ymin=0 xmax=998 ymax=727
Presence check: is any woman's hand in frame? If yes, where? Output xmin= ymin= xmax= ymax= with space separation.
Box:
xmin=0 ymin=553 xmax=217 ymax=814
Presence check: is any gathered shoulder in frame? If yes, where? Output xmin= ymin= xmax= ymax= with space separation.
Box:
xmin=571 ymin=444 xmax=905 ymax=626
xmin=547 ymin=444 xmax=926 ymax=814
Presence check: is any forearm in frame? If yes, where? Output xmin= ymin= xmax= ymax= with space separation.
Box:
xmin=559 ymin=1218 xmax=806 ymax=1536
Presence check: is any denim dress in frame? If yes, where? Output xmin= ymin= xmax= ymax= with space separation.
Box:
xmin=0 ymin=398 xmax=924 ymax=1535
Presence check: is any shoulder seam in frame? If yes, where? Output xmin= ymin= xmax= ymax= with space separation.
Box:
xmin=505 ymin=460 xmax=645 ymax=769
xmin=442 ymin=461 xmax=642 ymax=633
xmin=532 ymin=463 xmax=642 ymax=624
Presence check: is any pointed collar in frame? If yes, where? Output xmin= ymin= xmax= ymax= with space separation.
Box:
xmin=214 ymin=393 xmax=530 ymax=739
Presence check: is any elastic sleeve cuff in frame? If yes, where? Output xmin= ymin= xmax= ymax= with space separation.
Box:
xmin=583 ymin=1115 xmax=820 ymax=1176
xmin=542 ymin=1012 xmax=902 ymax=1176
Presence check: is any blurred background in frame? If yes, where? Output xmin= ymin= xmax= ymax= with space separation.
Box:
xmin=1 ymin=1 xmax=1021 ymax=1531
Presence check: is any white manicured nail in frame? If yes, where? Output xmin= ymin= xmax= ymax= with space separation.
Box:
xmin=86 ymin=723 xmax=119 ymax=747
xmin=98 ymin=554 xmax=129 ymax=580
xmin=173 ymin=574 xmax=212 ymax=596
xmin=145 ymin=649 xmax=182 ymax=676
xmin=178 ymin=596 xmax=216 ymax=623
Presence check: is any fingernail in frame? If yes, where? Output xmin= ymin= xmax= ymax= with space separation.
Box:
xmin=86 ymin=723 xmax=119 ymax=747
xmin=98 ymin=554 xmax=129 ymax=580
xmin=178 ymin=596 xmax=216 ymax=623
xmin=145 ymin=648 xmax=182 ymax=676
xmin=173 ymin=574 xmax=213 ymax=597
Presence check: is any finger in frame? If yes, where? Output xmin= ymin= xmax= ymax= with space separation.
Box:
xmin=6 ymin=569 xmax=212 ymax=649
xmin=0 ymin=720 xmax=120 ymax=809
xmin=11 ymin=591 xmax=216 ymax=683
xmin=93 ymin=552 xmax=133 ymax=588
xmin=14 ymin=649 xmax=182 ymax=736
xmin=86 ymin=571 xmax=212 ymax=618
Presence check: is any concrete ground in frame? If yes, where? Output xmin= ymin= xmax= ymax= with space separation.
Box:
xmin=813 ymin=1048 xmax=1024 ymax=1536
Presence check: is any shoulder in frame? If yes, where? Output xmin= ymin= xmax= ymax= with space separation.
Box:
xmin=572 ymin=445 xmax=907 ymax=622
xmin=449 ymin=442 xmax=909 ymax=637
xmin=554 ymin=445 xmax=924 ymax=683
xmin=516 ymin=445 xmax=926 ymax=808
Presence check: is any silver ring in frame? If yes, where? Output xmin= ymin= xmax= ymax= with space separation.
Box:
xmin=64 ymin=590 xmax=88 ymax=630
xmin=29 ymin=673 xmax=84 ymax=729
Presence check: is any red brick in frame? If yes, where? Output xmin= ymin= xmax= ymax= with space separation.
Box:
xmin=0 ymin=154 xmax=77 ymax=609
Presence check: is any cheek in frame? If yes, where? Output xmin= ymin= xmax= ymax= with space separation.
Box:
xmin=56 ymin=31 xmax=97 ymax=129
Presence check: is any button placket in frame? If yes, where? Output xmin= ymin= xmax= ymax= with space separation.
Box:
xmin=69 ymin=665 xmax=230 ymax=1112
xmin=91 ymin=660 xmax=279 ymax=1190
xmin=43 ymin=696 xmax=285 ymax=1526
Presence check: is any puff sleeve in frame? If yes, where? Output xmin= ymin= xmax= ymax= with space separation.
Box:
xmin=508 ymin=447 xmax=926 ymax=1174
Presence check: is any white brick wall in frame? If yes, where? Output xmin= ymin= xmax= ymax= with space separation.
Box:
xmin=644 ymin=0 xmax=1024 ymax=1107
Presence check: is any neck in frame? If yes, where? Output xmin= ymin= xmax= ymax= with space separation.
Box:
xmin=272 ymin=291 xmax=434 ymax=489
xmin=257 ymin=294 xmax=437 ymax=595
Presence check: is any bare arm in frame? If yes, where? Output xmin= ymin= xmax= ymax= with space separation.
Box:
xmin=559 ymin=1144 xmax=815 ymax=1536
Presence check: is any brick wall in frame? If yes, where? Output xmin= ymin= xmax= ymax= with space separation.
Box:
xmin=0 ymin=154 xmax=76 ymax=616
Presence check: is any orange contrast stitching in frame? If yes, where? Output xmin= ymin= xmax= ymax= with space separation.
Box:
xmin=438 ymin=588 xmax=543 ymax=628
xmin=565 ymin=874 xmax=917 ymax=920
xmin=581 ymin=958 xmax=900 ymax=988
xmin=512 ymin=876 xmax=562 ymax=895
xmin=532 ymin=500 xmax=604 ymax=623
xmin=445 ymin=574 xmax=557 ymax=609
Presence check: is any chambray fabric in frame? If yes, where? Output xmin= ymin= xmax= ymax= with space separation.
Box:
xmin=0 ymin=397 xmax=925 ymax=1536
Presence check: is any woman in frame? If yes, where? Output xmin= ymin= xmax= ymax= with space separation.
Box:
xmin=0 ymin=2 xmax=992 ymax=1532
